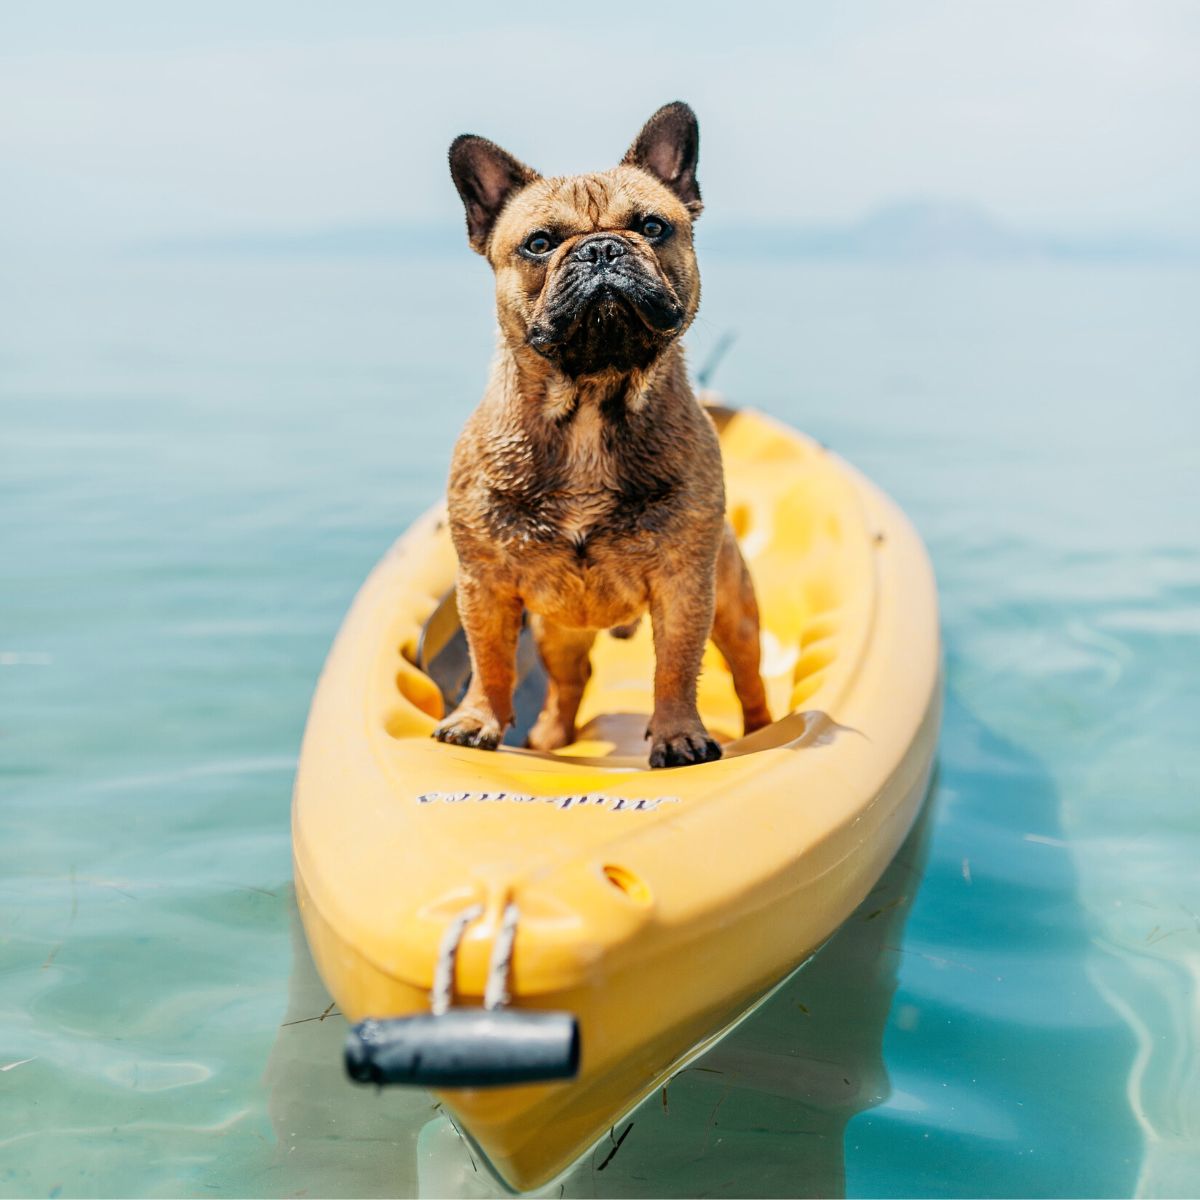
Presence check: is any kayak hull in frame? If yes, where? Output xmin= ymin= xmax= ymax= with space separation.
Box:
xmin=292 ymin=406 xmax=941 ymax=1191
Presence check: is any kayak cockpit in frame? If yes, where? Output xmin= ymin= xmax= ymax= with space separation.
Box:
xmin=389 ymin=408 xmax=877 ymax=765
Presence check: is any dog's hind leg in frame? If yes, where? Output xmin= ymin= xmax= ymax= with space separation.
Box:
xmin=526 ymin=617 xmax=596 ymax=752
xmin=712 ymin=525 xmax=772 ymax=735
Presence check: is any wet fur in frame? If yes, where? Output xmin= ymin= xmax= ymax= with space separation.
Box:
xmin=435 ymin=103 xmax=770 ymax=767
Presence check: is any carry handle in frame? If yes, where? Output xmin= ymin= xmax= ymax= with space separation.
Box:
xmin=343 ymin=900 xmax=581 ymax=1088
xmin=345 ymin=1010 xmax=580 ymax=1088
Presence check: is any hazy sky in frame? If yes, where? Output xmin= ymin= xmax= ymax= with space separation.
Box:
xmin=2 ymin=0 xmax=1197 ymax=248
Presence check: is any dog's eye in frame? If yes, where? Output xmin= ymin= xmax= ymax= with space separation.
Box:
xmin=522 ymin=231 xmax=555 ymax=257
xmin=639 ymin=216 xmax=670 ymax=240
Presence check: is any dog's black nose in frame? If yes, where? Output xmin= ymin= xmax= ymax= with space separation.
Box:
xmin=573 ymin=235 xmax=627 ymax=266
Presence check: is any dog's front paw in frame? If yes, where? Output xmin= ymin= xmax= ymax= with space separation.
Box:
xmin=648 ymin=725 xmax=723 ymax=769
xmin=433 ymin=710 xmax=504 ymax=751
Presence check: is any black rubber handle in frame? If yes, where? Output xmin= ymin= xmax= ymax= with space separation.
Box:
xmin=345 ymin=1010 xmax=580 ymax=1088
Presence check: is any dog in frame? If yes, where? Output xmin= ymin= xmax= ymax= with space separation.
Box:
xmin=433 ymin=101 xmax=770 ymax=768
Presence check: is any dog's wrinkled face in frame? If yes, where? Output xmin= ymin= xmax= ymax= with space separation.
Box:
xmin=449 ymin=103 xmax=703 ymax=379
xmin=498 ymin=169 xmax=697 ymax=377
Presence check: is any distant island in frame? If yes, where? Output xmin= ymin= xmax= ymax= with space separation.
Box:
xmin=142 ymin=199 xmax=1195 ymax=263
xmin=699 ymin=199 xmax=1193 ymax=262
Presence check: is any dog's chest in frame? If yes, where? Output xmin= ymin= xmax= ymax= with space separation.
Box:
xmin=556 ymin=403 xmax=621 ymax=540
xmin=483 ymin=401 xmax=668 ymax=554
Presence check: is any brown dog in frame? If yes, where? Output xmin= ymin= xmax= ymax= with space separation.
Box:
xmin=433 ymin=102 xmax=770 ymax=767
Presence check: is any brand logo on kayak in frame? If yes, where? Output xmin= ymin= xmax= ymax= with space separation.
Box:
xmin=415 ymin=791 xmax=679 ymax=812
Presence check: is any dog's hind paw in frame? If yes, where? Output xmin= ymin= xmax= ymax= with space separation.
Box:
xmin=526 ymin=713 xmax=574 ymax=753
xmin=648 ymin=729 xmax=723 ymax=769
xmin=433 ymin=712 xmax=503 ymax=751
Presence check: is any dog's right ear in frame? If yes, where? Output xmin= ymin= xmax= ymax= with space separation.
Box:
xmin=449 ymin=135 xmax=539 ymax=255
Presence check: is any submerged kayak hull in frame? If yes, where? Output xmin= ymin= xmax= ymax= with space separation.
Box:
xmin=293 ymin=407 xmax=941 ymax=1191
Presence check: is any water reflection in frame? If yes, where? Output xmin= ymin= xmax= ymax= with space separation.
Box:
xmin=846 ymin=692 xmax=1144 ymax=1198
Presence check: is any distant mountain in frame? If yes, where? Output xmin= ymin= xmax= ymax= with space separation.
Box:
xmin=138 ymin=200 xmax=1195 ymax=263
xmin=842 ymin=199 xmax=1028 ymax=257
xmin=140 ymin=223 xmax=465 ymax=259
xmin=700 ymin=199 xmax=1195 ymax=262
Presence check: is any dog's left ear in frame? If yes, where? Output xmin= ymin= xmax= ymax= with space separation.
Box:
xmin=623 ymin=101 xmax=702 ymax=216
xmin=449 ymin=134 xmax=540 ymax=254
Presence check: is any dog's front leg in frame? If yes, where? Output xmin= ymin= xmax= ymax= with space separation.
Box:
xmin=433 ymin=573 xmax=522 ymax=751
xmin=646 ymin=571 xmax=723 ymax=768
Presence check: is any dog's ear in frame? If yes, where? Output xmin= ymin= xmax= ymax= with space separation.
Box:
xmin=622 ymin=101 xmax=702 ymax=216
xmin=449 ymin=135 xmax=539 ymax=254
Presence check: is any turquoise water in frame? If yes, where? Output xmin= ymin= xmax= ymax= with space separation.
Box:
xmin=3 ymin=251 xmax=1198 ymax=1197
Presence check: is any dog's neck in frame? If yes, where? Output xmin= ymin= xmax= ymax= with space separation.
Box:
xmin=498 ymin=342 xmax=686 ymax=427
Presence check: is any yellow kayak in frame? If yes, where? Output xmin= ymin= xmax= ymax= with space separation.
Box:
xmin=292 ymin=403 xmax=941 ymax=1192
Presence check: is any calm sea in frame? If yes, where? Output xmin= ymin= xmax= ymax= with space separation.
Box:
xmin=2 ymin=247 xmax=1198 ymax=1197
